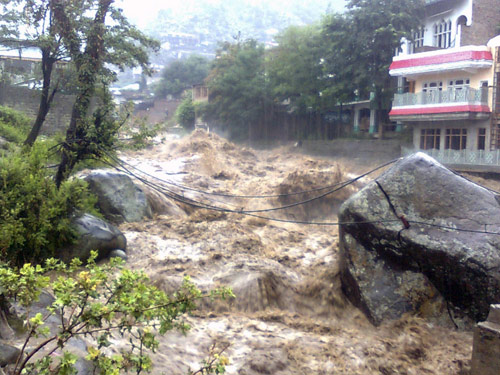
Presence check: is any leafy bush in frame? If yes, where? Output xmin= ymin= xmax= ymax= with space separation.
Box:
xmin=0 ymin=252 xmax=233 ymax=375
xmin=0 ymin=105 xmax=32 ymax=143
xmin=0 ymin=145 xmax=98 ymax=266
xmin=176 ymin=94 xmax=195 ymax=130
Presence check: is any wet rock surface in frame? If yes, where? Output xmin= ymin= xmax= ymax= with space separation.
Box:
xmin=84 ymin=170 xmax=152 ymax=223
xmin=339 ymin=152 xmax=500 ymax=325
xmin=57 ymin=213 xmax=127 ymax=262
xmin=0 ymin=341 xmax=21 ymax=366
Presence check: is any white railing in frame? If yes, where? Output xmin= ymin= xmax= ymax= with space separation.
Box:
xmin=393 ymin=87 xmax=488 ymax=107
xmin=402 ymin=147 xmax=500 ymax=167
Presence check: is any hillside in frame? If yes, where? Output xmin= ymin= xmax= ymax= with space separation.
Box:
xmin=145 ymin=0 xmax=342 ymax=64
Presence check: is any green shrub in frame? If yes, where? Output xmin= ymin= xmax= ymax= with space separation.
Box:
xmin=0 ymin=253 xmax=233 ymax=375
xmin=0 ymin=145 xmax=98 ymax=266
xmin=175 ymin=93 xmax=195 ymax=130
xmin=0 ymin=105 xmax=32 ymax=143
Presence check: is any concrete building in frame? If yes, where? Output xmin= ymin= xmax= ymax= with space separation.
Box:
xmin=389 ymin=0 xmax=500 ymax=171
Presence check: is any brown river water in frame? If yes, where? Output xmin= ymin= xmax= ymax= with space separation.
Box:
xmin=114 ymin=130 xmax=472 ymax=375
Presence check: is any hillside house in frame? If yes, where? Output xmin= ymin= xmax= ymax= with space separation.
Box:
xmin=389 ymin=0 xmax=500 ymax=171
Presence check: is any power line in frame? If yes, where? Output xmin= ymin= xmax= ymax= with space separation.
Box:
xmin=113 ymin=152 xmax=400 ymax=200
xmin=104 ymin=150 xmax=399 ymax=215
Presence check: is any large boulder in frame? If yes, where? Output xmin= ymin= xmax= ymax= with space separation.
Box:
xmin=339 ymin=153 xmax=500 ymax=325
xmin=57 ymin=213 xmax=126 ymax=263
xmin=84 ymin=170 xmax=152 ymax=224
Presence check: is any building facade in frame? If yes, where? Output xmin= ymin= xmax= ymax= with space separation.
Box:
xmin=389 ymin=0 xmax=500 ymax=170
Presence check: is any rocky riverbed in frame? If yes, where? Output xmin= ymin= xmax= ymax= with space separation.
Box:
xmin=115 ymin=130 xmax=472 ymax=375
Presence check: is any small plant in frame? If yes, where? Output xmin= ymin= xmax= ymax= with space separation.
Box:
xmin=0 ymin=252 xmax=234 ymax=375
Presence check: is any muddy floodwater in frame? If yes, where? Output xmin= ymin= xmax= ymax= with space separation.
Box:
xmin=116 ymin=130 xmax=472 ymax=375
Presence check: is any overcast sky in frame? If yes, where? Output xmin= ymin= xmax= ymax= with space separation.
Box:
xmin=118 ymin=0 xmax=348 ymax=29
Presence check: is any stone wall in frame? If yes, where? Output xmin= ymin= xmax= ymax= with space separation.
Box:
xmin=0 ymin=84 xmax=75 ymax=135
xmin=461 ymin=0 xmax=500 ymax=45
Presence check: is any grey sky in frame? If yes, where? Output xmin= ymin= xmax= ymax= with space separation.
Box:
xmin=118 ymin=0 xmax=348 ymax=29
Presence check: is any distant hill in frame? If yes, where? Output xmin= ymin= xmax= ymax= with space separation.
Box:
xmin=145 ymin=0 xmax=344 ymax=64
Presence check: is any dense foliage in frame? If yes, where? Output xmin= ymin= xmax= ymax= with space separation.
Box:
xmin=0 ymin=252 xmax=233 ymax=375
xmin=205 ymin=38 xmax=271 ymax=140
xmin=176 ymin=93 xmax=196 ymax=130
xmin=0 ymin=105 xmax=32 ymax=143
xmin=268 ymin=24 xmax=328 ymax=114
xmin=156 ymin=55 xmax=210 ymax=99
xmin=201 ymin=0 xmax=424 ymax=140
xmin=0 ymin=145 xmax=97 ymax=267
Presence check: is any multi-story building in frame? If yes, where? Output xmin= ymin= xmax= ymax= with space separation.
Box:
xmin=389 ymin=0 xmax=500 ymax=170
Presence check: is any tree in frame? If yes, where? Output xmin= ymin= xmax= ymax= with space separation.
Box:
xmin=205 ymin=38 xmax=270 ymax=140
xmin=0 ymin=0 xmax=74 ymax=146
xmin=320 ymin=13 xmax=359 ymax=105
xmin=48 ymin=0 xmax=158 ymax=186
xmin=155 ymin=54 xmax=210 ymax=99
xmin=0 ymin=0 xmax=158 ymax=149
xmin=267 ymin=24 xmax=325 ymax=114
xmin=321 ymin=0 xmax=424 ymax=136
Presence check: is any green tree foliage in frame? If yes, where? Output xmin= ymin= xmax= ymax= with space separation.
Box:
xmin=321 ymin=0 xmax=424 ymax=133
xmin=267 ymin=25 xmax=325 ymax=114
xmin=0 ymin=252 xmax=233 ymax=375
xmin=52 ymin=0 xmax=159 ymax=186
xmin=0 ymin=0 xmax=76 ymax=146
xmin=205 ymin=38 xmax=270 ymax=140
xmin=320 ymin=13 xmax=359 ymax=104
xmin=156 ymin=55 xmax=210 ymax=99
xmin=0 ymin=0 xmax=159 ymax=149
xmin=176 ymin=93 xmax=196 ymax=130
xmin=0 ymin=145 xmax=97 ymax=267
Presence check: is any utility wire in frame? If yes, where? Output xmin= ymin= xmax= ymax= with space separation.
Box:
xmin=105 ymin=150 xmax=400 ymax=214
xmin=100 ymin=150 xmax=500 ymax=234
xmin=114 ymin=152 xmax=400 ymax=199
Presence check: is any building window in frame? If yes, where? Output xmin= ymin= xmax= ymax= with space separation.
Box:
xmin=423 ymin=81 xmax=443 ymax=103
xmin=478 ymin=128 xmax=486 ymax=150
xmin=420 ymin=128 xmax=441 ymax=150
xmin=410 ymin=27 xmax=425 ymax=53
xmin=445 ymin=128 xmax=467 ymax=150
xmin=448 ymin=78 xmax=470 ymax=100
xmin=434 ymin=19 xmax=452 ymax=48
xmin=423 ymin=81 xmax=443 ymax=92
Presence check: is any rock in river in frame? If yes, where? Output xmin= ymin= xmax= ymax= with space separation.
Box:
xmin=57 ymin=213 xmax=126 ymax=263
xmin=339 ymin=152 xmax=500 ymax=325
xmin=85 ymin=170 xmax=152 ymax=224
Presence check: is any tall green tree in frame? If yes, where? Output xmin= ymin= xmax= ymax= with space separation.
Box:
xmin=46 ymin=0 xmax=158 ymax=186
xmin=0 ymin=0 xmax=158 ymax=149
xmin=322 ymin=0 xmax=424 ymax=135
xmin=267 ymin=24 xmax=325 ymax=114
xmin=205 ymin=38 xmax=270 ymax=140
xmin=155 ymin=54 xmax=210 ymax=99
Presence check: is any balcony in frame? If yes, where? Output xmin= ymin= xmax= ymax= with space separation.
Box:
xmin=390 ymin=46 xmax=493 ymax=78
xmin=390 ymin=87 xmax=491 ymax=121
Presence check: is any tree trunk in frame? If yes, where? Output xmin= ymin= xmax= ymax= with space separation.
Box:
xmin=55 ymin=0 xmax=113 ymax=187
xmin=24 ymin=49 xmax=57 ymax=146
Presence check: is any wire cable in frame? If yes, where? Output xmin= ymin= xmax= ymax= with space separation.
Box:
xmin=113 ymin=152 xmax=400 ymax=200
